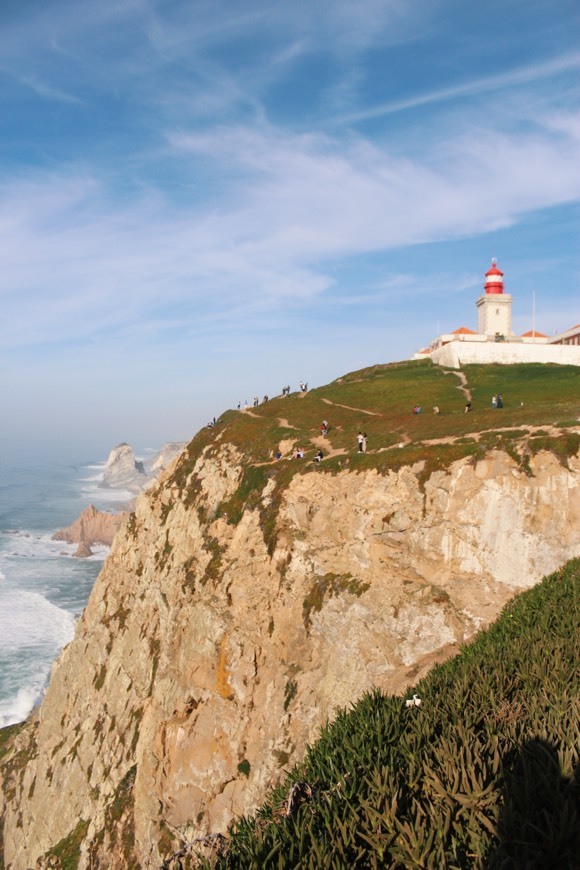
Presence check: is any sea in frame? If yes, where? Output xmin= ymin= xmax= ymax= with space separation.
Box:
xmin=0 ymin=453 xmax=137 ymax=728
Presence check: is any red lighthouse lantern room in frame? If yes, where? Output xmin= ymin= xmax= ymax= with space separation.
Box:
xmin=484 ymin=259 xmax=504 ymax=294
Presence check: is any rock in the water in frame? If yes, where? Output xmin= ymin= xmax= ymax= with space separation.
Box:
xmin=102 ymin=443 xmax=147 ymax=493
xmin=74 ymin=541 xmax=93 ymax=558
xmin=53 ymin=504 xmax=127 ymax=550
xmin=101 ymin=442 xmax=186 ymax=493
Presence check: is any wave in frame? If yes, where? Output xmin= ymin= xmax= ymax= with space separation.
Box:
xmin=0 ymin=686 xmax=44 ymax=728
xmin=0 ymin=587 xmax=75 ymax=650
xmin=0 ymin=588 xmax=76 ymax=726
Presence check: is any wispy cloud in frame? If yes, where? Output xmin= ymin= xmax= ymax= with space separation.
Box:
xmin=331 ymin=52 xmax=580 ymax=125
xmin=17 ymin=75 xmax=83 ymax=104
xmin=2 ymin=102 xmax=577 ymax=355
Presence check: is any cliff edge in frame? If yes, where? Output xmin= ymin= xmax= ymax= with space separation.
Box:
xmin=1 ymin=361 xmax=579 ymax=868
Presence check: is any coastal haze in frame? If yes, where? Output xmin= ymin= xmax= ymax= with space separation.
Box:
xmin=1 ymin=0 xmax=579 ymax=457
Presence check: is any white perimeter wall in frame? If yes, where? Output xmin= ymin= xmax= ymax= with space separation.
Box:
xmin=430 ymin=342 xmax=580 ymax=369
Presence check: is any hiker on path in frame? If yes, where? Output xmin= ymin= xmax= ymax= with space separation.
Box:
xmin=320 ymin=420 xmax=328 ymax=437
xmin=492 ymin=394 xmax=497 ymax=408
xmin=313 ymin=449 xmax=324 ymax=463
xmin=413 ymin=405 xmax=421 ymax=414
xmin=357 ymin=432 xmax=364 ymax=452
xmin=362 ymin=432 xmax=368 ymax=453
xmin=496 ymin=394 xmax=503 ymax=408
xmin=465 ymin=401 xmax=472 ymax=413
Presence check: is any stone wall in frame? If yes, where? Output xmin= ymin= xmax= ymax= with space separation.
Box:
xmin=430 ymin=341 xmax=580 ymax=369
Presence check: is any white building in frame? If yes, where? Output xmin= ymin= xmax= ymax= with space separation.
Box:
xmin=414 ymin=260 xmax=580 ymax=368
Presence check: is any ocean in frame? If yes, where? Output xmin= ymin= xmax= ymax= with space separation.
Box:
xmin=0 ymin=454 xmax=135 ymax=727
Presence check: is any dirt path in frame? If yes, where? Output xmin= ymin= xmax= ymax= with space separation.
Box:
xmin=309 ymin=434 xmax=347 ymax=458
xmin=321 ymin=397 xmax=381 ymax=416
xmin=277 ymin=418 xmax=298 ymax=429
xmin=443 ymin=369 xmax=472 ymax=402
xmin=417 ymin=422 xmax=577 ymax=448
xmin=241 ymin=409 xmax=263 ymax=418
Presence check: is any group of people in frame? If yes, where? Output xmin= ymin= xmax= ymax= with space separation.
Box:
xmin=277 ymin=445 xmax=323 ymax=462
xmin=357 ymin=431 xmax=368 ymax=452
xmin=492 ymin=393 xmax=504 ymax=408
xmin=237 ymin=381 xmax=310 ymax=409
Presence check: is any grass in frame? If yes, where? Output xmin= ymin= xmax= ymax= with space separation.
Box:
xmin=170 ymin=361 xmax=579 ymax=483
xmin=163 ymin=360 xmax=579 ymax=561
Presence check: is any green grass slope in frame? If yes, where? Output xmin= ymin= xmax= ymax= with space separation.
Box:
xmin=191 ymin=560 xmax=579 ymax=869
xmin=169 ymin=361 xmax=579 ymax=555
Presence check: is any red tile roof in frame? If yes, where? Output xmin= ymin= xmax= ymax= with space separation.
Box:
xmin=451 ymin=326 xmax=477 ymax=335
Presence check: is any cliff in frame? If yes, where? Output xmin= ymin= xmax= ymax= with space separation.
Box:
xmin=1 ymin=362 xmax=579 ymax=868
xmin=52 ymin=505 xmax=128 ymax=556
xmin=101 ymin=442 xmax=186 ymax=494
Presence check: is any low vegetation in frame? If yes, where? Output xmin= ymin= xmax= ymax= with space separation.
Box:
xmin=194 ymin=559 xmax=579 ymax=868
xmin=168 ymin=360 xmax=580 ymax=521
xmin=165 ymin=361 xmax=579 ymax=565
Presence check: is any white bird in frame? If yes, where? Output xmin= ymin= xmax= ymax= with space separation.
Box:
xmin=405 ymin=694 xmax=422 ymax=708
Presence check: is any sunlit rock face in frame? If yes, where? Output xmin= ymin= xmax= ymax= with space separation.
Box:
xmin=1 ymin=446 xmax=579 ymax=869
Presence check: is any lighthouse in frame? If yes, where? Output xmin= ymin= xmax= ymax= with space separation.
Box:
xmin=476 ymin=259 xmax=512 ymax=337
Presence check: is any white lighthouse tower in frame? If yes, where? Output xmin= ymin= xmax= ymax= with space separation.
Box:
xmin=476 ymin=259 xmax=512 ymax=338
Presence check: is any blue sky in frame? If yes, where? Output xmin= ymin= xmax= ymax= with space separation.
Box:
xmin=1 ymin=0 xmax=579 ymax=458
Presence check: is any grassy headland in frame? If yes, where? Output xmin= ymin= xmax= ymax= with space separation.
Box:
xmin=169 ymin=360 xmax=580 ymax=542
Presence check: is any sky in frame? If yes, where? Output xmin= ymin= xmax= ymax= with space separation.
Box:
xmin=1 ymin=0 xmax=579 ymax=459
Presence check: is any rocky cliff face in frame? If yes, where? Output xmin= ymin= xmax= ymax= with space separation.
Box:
xmin=1 ymin=441 xmax=579 ymax=868
xmin=101 ymin=442 xmax=186 ymax=494
xmin=52 ymin=505 xmax=128 ymax=556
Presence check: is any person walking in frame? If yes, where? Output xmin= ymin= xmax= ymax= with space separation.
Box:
xmin=357 ymin=432 xmax=364 ymax=452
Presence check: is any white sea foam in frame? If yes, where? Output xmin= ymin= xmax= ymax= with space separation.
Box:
xmin=0 ymin=686 xmax=44 ymax=728
xmin=0 ymin=588 xmax=75 ymax=650
xmin=0 ymin=452 xmax=142 ymax=726
xmin=0 ymin=529 xmax=76 ymax=561
xmin=0 ymin=588 xmax=76 ymax=725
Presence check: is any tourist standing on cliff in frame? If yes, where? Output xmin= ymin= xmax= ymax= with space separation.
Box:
xmin=357 ymin=432 xmax=364 ymax=452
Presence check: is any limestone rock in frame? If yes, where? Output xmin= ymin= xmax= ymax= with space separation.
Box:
xmin=102 ymin=443 xmax=147 ymax=492
xmin=52 ymin=504 xmax=127 ymax=549
xmin=148 ymin=442 xmax=187 ymax=475
xmin=100 ymin=441 xmax=186 ymax=494
xmin=1 ymin=445 xmax=579 ymax=869
xmin=74 ymin=541 xmax=93 ymax=558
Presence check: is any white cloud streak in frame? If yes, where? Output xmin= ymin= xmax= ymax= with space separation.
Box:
xmin=331 ymin=51 xmax=580 ymax=125
xmin=1 ymin=106 xmax=578 ymax=354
